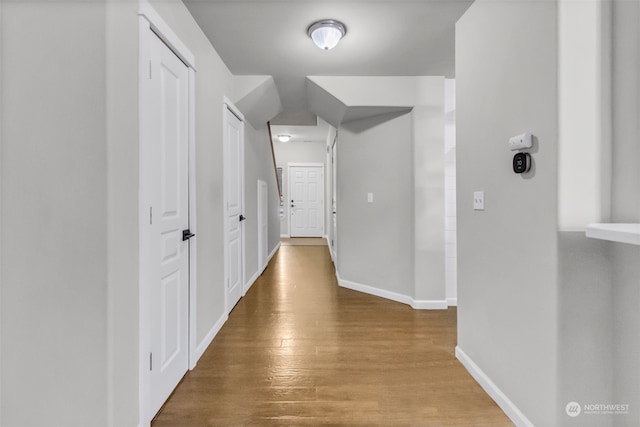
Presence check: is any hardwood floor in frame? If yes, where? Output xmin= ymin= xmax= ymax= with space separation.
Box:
xmin=152 ymin=245 xmax=513 ymax=426
xmin=280 ymin=237 xmax=327 ymax=246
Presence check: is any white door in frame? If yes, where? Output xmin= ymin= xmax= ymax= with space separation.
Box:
xmin=331 ymin=137 xmax=338 ymax=261
xmin=224 ymin=106 xmax=244 ymax=311
xmin=257 ymin=180 xmax=268 ymax=273
xmin=144 ymin=32 xmax=190 ymax=416
xmin=289 ymin=165 xmax=324 ymax=237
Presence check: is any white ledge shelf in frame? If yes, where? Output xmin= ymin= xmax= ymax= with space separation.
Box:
xmin=586 ymin=223 xmax=640 ymax=246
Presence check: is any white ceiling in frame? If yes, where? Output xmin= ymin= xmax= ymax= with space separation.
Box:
xmin=184 ymin=0 xmax=473 ymax=111
xmin=183 ymin=0 xmax=473 ymax=126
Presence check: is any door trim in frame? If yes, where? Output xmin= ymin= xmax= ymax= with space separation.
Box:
xmin=330 ymin=135 xmax=338 ymax=263
xmin=257 ymin=179 xmax=268 ymax=275
xmin=287 ymin=163 xmax=325 ymax=238
xmin=138 ymin=1 xmax=196 ymax=70
xmin=138 ymin=3 xmax=197 ymax=425
xmin=222 ymin=97 xmax=246 ymax=311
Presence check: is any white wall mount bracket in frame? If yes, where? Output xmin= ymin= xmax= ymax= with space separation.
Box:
xmin=509 ymin=133 xmax=532 ymax=151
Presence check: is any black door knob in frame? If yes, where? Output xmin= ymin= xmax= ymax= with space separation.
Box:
xmin=182 ymin=229 xmax=195 ymax=241
xmin=239 ymin=214 xmax=246 ymax=222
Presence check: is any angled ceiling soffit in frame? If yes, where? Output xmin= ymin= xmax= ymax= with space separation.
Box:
xmin=233 ymin=75 xmax=283 ymax=128
xmin=306 ymin=76 xmax=445 ymax=127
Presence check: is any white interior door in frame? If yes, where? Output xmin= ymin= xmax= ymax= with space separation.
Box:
xmin=331 ymin=137 xmax=338 ymax=261
xmin=144 ymin=31 xmax=190 ymax=416
xmin=224 ymin=106 xmax=244 ymax=311
xmin=257 ymin=180 xmax=268 ymax=273
xmin=289 ymin=165 xmax=324 ymax=237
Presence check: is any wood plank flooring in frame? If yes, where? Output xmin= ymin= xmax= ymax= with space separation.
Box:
xmin=152 ymin=245 xmax=513 ymax=426
xmin=280 ymin=237 xmax=327 ymax=246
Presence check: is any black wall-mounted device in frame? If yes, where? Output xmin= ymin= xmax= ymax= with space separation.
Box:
xmin=513 ymin=152 xmax=531 ymax=174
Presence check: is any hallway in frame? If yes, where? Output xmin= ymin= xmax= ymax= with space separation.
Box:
xmin=152 ymin=244 xmax=512 ymax=426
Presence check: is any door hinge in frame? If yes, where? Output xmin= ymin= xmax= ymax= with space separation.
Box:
xmin=150 ymin=352 xmax=153 ymax=371
xmin=149 ymin=207 xmax=153 ymax=225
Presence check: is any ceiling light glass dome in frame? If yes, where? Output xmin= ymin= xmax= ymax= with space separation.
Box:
xmin=307 ymin=19 xmax=347 ymax=50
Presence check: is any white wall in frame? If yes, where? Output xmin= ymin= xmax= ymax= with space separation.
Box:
xmin=106 ymin=1 xmax=140 ymax=425
xmin=611 ymin=1 xmax=640 ymax=424
xmin=456 ymin=1 xmax=560 ymax=425
xmin=413 ymin=104 xmax=446 ymax=304
xmin=307 ymin=75 xmax=448 ymax=305
xmin=243 ymin=123 xmax=282 ymax=284
xmin=558 ymin=232 xmax=613 ymax=427
xmin=338 ymin=112 xmax=415 ymax=297
xmin=558 ymin=4 xmax=640 ymax=426
xmin=330 ymin=76 xmax=446 ymax=308
xmin=558 ymin=0 xmax=612 ymax=230
xmin=612 ymin=243 xmax=640 ymax=426
xmin=444 ymin=79 xmax=457 ymax=306
xmin=273 ymin=140 xmax=327 ymax=236
xmin=457 ymin=1 xmax=640 ymax=426
xmin=611 ymin=0 xmax=640 ymax=224
xmin=0 ymin=1 xmax=3 ymax=421
xmin=1 ymin=1 xmax=281 ymax=425
xmin=2 ymin=2 xmax=109 ymax=425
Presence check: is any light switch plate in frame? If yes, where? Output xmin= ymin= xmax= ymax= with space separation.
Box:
xmin=367 ymin=193 xmax=374 ymax=203
xmin=473 ymin=191 xmax=484 ymax=210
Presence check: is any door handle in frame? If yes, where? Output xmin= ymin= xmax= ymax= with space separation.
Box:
xmin=182 ymin=229 xmax=195 ymax=241
xmin=239 ymin=214 xmax=246 ymax=222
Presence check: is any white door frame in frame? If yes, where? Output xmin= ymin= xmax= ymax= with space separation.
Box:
xmin=330 ymin=135 xmax=338 ymax=263
xmin=138 ymin=2 xmax=198 ymax=425
xmin=257 ymin=179 xmax=268 ymax=274
xmin=287 ymin=162 xmax=325 ymax=237
xmin=222 ymin=97 xmax=246 ymax=311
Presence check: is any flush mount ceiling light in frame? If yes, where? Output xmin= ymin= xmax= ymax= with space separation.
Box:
xmin=307 ymin=19 xmax=347 ymax=50
xmin=277 ymin=135 xmax=291 ymax=142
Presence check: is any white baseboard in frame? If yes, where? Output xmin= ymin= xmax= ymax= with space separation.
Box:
xmin=244 ymin=269 xmax=260 ymax=296
xmin=447 ymin=297 xmax=458 ymax=306
xmin=257 ymin=242 xmax=281 ymax=275
xmin=259 ymin=264 xmax=267 ymax=276
xmin=455 ymin=346 xmax=533 ymax=427
xmin=411 ymin=299 xmax=448 ymax=310
xmin=193 ymin=312 xmax=228 ymax=367
xmin=268 ymin=242 xmax=280 ymax=261
xmin=336 ymin=273 xmax=447 ymax=310
xmin=280 ymin=234 xmax=290 ymax=238
xmin=338 ymin=274 xmax=414 ymax=306
xmin=326 ymin=236 xmax=336 ymax=263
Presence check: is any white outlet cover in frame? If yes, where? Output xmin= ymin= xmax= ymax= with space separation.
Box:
xmin=473 ymin=191 xmax=484 ymax=210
